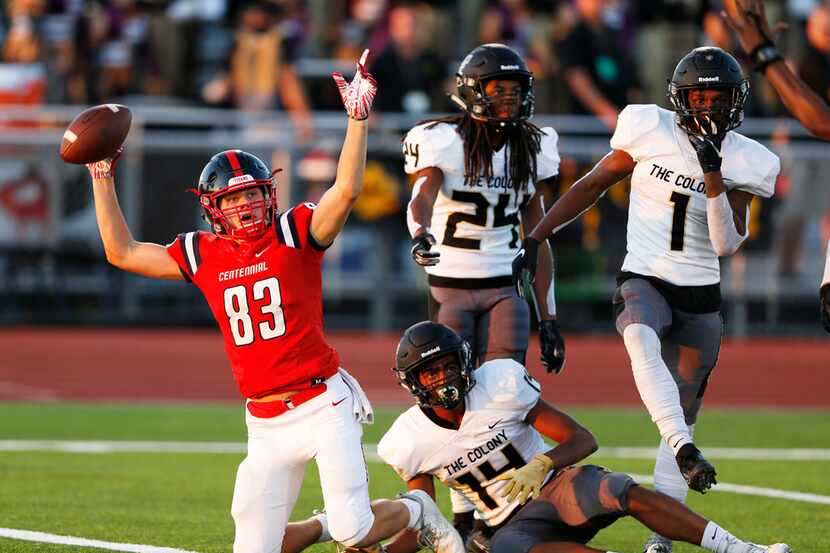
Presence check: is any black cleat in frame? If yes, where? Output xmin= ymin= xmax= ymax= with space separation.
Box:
xmin=675 ymin=443 xmax=717 ymax=493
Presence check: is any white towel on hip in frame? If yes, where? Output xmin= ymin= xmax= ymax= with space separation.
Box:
xmin=338 ymin=368 xmax=374 ymax=424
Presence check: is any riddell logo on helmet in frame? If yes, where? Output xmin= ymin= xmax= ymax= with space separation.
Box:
xmin=500 ymin=64 xmax=520 ymax=70
xmin=421 ymin=346 xmax=441 ymax=358
xmin=698 ymin=76 xmax=720 ymax=82
xmin=228 ymin=174 xmax=255 ymax=186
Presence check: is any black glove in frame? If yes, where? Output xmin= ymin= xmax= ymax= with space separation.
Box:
xmin=821 ymin=284 xmax=830 ymax=334
xmin=688 ymin=133 xmax=723 ymax=174
xmin=539 ymin=319 xmax=566 ymax=374
xmin=512 ymin=237 xmax=540 ymax=299
xmin=411 ymin=233 xmax=440 ymax=266
xmin=688 ymin=115 xmax=725 ymax=174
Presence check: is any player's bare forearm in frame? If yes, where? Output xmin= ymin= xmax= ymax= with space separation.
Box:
xmin=310 ymin=117 xmax=368 ymax=245
xmin=765 ymin=63 xmax=830 ymax=140
xmin=529 ymin=150 xmax=634 ymax=241
xmin=526 ymin=400 xmax=598 ymax=467
xmin=522 ymin=193 xmax=555 ymax=319
xmin=722 ymin=0 xmax=830 ymax=140
xmin=407 ymin=167 xmax=442 ymax=237
xmin=91 ymin=178 xmax=182 ymax=279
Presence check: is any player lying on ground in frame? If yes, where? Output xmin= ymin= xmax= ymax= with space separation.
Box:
xmin=87 ymin=51 xmax=463 ymax=553
xmin=721 ymin=0 xmax=830 ymax=332
xmin=366 ymin=321 xmax=792 ymax=553
xmin=512 ymin=46 xmax=781 ymax=553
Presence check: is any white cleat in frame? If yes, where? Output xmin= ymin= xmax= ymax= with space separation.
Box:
xmin=723 ymin=538 xmax=793 ymax=553
xmin=399 ymin=490 xmax=465 ymax=553
xmin=642 ymin=534 xmax=672 ymax=553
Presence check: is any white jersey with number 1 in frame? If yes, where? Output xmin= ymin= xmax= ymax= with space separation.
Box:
xmin=377 ymin=358 xmax=548 ymax=527
xmin=610 ymin=104 xmax=780 ymax=286
xmin=403 ymin=122 xmax=560 ymax=279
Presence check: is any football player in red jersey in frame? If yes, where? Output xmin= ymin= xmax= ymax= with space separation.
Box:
xmin=87 ymin=51 xmax=464 ymax=553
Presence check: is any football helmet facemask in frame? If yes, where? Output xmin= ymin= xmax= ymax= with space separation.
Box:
xmin=195 ymin=150 xmax=277 ymax=241
xmin=393 ymin=321 xmax=475 ymax=409
xmin=450 ymin=43 xmax=534 ymax=127
xmin=668 ymin=46 xmax=749 ymax=135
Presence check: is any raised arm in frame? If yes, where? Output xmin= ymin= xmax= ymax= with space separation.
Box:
xmin=88 ymin=155 xmax=183 ymax=280
xmin=309 ymin=49 xmax=377 ymax=246
xmin=723 ymin=0 xmax=830 ymax=140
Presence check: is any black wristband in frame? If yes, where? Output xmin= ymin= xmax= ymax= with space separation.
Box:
xmin=750 ymin=42 xmax=783 ymax=74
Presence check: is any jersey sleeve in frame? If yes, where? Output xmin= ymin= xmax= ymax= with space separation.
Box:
xmin=402 ymin=123 xmax=457 ymax=174
xmin=725 ymin=138 xmax=780 ymax=198
xmin=377 ymin=415 xmax=421 ymax=481
xmin=609 ymin=104 xmax=662 ymax=162
xmin=165 ymin=231 xmax=203 ymax=282
xmin=274 ymin=202 xmax=328 ymax=253
xmin=536 ymin=127 xmax=561 ymax=181
xmin=481 ymin=359 xmax=541 ymax=420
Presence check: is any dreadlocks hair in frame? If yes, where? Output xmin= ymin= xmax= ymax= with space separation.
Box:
xmin=414 ymin=113 xmax=544 ymax=190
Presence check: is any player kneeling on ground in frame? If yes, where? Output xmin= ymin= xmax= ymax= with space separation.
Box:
xmin=373 ymin=321 xmax=791 ymax=553
xmin=86 ymin=50 xmax=463 ymax=553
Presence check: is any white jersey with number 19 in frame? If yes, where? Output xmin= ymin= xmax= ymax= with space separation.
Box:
xmin=377 ymin=358 xmax=548 ymax=527
xmin=611 ymin=104 xmax=779 ymax=286
xmin=403 ymin=122 xmax=560 ymax=280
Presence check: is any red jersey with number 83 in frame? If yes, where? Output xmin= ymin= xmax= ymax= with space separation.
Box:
xmin=166 ymin=202 xmax=340 ymax=398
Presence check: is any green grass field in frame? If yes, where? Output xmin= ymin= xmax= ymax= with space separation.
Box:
xmin=0 ymin=402 xmax=827 ymax=553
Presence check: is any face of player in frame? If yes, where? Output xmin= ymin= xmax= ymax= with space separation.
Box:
xmin=417 ymin=353 xmax=465 ymax=410
xmin=483 ymin=78 xmax=523 ymax=120
xmin=218 ymin=187 xmax=266 ymax=231
xmin=687 ymin=88 xmax=732 ymax=111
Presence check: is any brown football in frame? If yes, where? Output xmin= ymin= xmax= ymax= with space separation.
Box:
xmin=59 ymin=104 xmax=132 ymax=165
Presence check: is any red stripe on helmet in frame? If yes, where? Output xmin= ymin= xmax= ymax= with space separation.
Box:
xmin=225 ymin=150 xmax=243 ymax=175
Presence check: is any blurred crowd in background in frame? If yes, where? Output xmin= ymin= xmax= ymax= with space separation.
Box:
xmin=4 ymin=0 xmax=830 ymax=121
xmin=2 ymin=0 xmax=830 ymax=329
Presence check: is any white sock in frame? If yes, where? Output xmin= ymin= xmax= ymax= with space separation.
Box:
xmin=312 ymin=512 xmax=331 ymax=543
xmin=399 ymin=496 xmax=423 ymax=528
xmin=654 ymin=433 xmax=691 ymax=503
xmin=701 ymin=521 xmax=743 ymax=553
xmin=623 ymin=324 xmax=692 ymax=455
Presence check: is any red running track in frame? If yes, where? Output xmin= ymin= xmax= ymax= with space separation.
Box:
xmin=0 ymin=328 xmax=827 ymax=407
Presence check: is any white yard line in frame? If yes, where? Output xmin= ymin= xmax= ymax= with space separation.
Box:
xmin=0 ymin=528 xmax=201 ymax=553
xmin=2 ymin=441 xmax=829 ymax=460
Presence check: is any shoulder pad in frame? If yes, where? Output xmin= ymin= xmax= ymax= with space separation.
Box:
xmin=537 ymin=127 xmax=560 ymax=181
xmin=610 ymin=104 xmax=664 ymax=160
xmin=476 ymin=359 xmax=541 ymax=412
xmin=403 ymin=122 xmax=460 ymax=174
xmin=723 ymin=133 xmax=780 ymax=198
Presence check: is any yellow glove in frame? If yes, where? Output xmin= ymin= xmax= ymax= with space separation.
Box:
xmin=496 ymin=453 xmax=555 ymax=504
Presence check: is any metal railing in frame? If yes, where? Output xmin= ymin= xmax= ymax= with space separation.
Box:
xmin=0 ymin=105 xmax=826 ymax=332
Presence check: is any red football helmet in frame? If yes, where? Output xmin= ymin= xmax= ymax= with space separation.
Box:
xmin=195 ymin=150 xmax=277 ymax=240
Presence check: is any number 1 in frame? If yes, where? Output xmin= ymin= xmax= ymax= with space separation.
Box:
xmin=669 ymin=192 xmax=690 ymax=251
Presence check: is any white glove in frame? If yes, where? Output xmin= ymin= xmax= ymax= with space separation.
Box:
xmin=86 ymin=147 xmax=123 ymax=180
xmin=332 ymin=49 xmax=378 ymax=120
